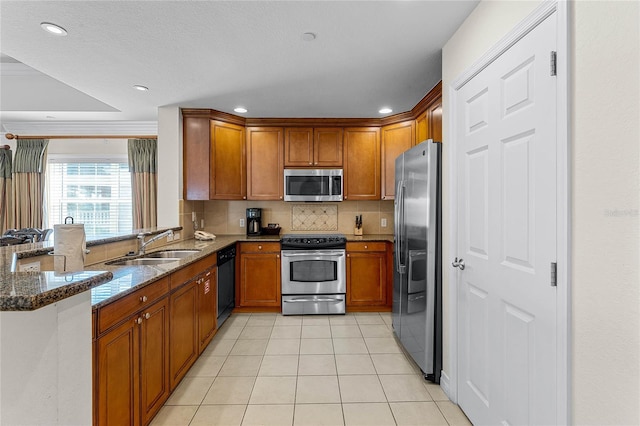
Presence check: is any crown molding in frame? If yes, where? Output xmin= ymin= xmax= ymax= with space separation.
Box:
xmin=0 ymin=121 xmax=157 ymax=136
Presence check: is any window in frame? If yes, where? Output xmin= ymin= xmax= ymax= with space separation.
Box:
xmin=47 ymin=156 xmax=132 ymax=239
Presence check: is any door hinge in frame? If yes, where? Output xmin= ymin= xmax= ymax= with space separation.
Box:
xmin=550 ymin=51 xmax=557 ymax=76
xmin=550 ymin=262 xmax=557 ymax=287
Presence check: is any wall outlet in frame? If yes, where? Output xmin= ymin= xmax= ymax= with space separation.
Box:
xmin=239 ymin=218 xmax=245 ymax=227
xmin=20 ymin=261 xmax=40 ymax=272
xmin=192 ymin=211 xmax=197 ymax=222
xmin=381 ymin=218 xmax=388 ymax=228
xmin=201 ymin=219 xmax=204 ymax=229
xmin=174 ymin=232 xmax=181 ymax=240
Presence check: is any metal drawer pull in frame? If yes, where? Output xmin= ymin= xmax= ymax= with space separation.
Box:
xmin=144 ymin=312 xmax=151 ymax=320
xmin=283 ymin=297 xmax=343 ymax=303
xmin=140 ymin=296 xmax=148 ymax=302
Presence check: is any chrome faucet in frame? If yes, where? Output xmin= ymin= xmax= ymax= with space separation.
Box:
xmin=137 ymin=230 xmax=173 ymax=255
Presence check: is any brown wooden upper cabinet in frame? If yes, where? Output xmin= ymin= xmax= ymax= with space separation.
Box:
xmin=284 ymin=127 xmax=343 ymax=167
xmin=428 ymin=100 xmax=442 ymax=142
xmin=343 ymin=127 xmax=381 ymax=200
xmin=210 ymin=120 xmax=246 ymax=200
xmin=246 ymin=127 xmax=284 ymax=200
xmin=381 ymin=121 xmax=415 ymax=200
xmin=183 ymin=116 xmax=210 ymax=200
xmin=183 ymin=117 xmax=246 ymax=200
xmin=415 ymin=95 xmax=442 ymax=144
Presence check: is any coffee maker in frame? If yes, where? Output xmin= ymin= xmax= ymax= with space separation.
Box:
xmin=246 ymin=208 xmax=262 ymax=236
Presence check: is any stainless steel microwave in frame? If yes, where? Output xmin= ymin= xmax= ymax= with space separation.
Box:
xmin=284 ymin=169 xmax=343 ymax=202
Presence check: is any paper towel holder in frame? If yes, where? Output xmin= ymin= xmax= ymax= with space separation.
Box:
xmin=48 ymin=215 xmax=90 ymax=269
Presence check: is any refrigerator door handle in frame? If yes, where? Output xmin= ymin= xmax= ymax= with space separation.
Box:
xmin=395 ymin=180 xmax=406 ymax=274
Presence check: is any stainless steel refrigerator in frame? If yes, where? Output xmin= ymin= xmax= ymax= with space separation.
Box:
xmin=392 ymin=139 xmax=442 ymax=383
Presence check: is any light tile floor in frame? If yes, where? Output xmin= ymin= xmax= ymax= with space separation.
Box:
xmin=151 ymin=312 xmax=472 ymax=426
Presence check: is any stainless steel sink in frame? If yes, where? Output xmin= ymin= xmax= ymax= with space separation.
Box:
xmin=108 ymin=257 xmax=182 ymax=266
xmin=145 ymin=249 xmax=201 ymax=258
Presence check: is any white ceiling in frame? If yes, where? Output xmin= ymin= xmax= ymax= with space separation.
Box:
xmin=0 ymin=1 xmax=478 ymax=134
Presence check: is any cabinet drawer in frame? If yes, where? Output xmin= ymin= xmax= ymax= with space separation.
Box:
xmin=240 ymin=242 xmax=280 ymax=253
xmin=170 ymin=253 xmax=216 ymax=290
xmin=346 ymin=242 xmax=387 ymax=252
xmin=98 ymin=277 xmax=169 ymax=334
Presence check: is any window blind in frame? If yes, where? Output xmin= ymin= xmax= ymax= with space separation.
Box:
xmin=47 ymin=158 xmax=132 ymax=239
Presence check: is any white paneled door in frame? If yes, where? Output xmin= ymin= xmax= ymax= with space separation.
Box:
xmin=454 ymin=12 xmax=558 ymax=426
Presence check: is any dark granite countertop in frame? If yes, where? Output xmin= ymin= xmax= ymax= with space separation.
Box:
xmin=0 ymin=270 xmax=113 ymax=311
xmin=2 ymin=230 xmax=393 ymax=311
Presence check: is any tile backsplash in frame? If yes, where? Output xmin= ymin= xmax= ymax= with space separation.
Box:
xmin=291 ymin=204 xmax=338 ymax=231
xmin=193 ymin=200 xmax=394 ymax=236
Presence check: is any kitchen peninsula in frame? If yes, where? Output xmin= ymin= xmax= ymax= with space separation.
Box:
xmin=1 ymin=227 xmax=392 ymax=425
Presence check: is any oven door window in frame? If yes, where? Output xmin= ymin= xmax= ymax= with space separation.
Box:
xmin=290 ymin=259 xmax=337 ymax=283
xmin=286 ymin=176 xmax=330 ymax=196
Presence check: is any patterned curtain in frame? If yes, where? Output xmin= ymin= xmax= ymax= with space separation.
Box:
xmin=12 ymin=139 xmax=49 ymax=229
xmin=128 ymin=138 xmax=157 ymax=229
xmin=0 ymin=147 xmax=13 ymax=233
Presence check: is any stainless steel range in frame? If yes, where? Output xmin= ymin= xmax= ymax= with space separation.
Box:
xmin=280 ymin=234 xmax=347 ymax=315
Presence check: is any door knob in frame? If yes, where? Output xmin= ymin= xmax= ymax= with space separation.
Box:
xmin=452 ymin=257 xmax=465 ymax=270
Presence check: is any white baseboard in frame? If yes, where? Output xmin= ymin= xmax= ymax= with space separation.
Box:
xmin=440 ymin=370 xmax=454 ymax=402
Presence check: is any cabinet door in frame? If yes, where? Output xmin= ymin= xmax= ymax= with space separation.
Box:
xmin=169 ymin=281 xmax=198 ymax=390
xmin=344 ymin=127 xmax=381 ymax=200
xmin=198 ymin=268 xmax=217 ymax=353
xmin=247 ymin=127 xmax=284 ymax=200
xmin=416 ymin=112 xmax=428 ymax=144
xmin=210 ymin=120 xmax=246 ymax=200
xmin=239 ymin=252 xmax=281 ymax=307
xmin=346 ymin=251 xmax=387 ymax=307
xmin=427 ymin=100 xmax=442 ymax=142
xmin=314 ymin=128 xmax=343 ymax=167
xmin=140 ymin=297 xmax=170 ymax=426
xmin=284 ymin=128 xmax=314 ymax=167
xmin=96 ymin=317 xmax=140 ymax=426
xmin=183 ymin=116 xmax=210 ymax=200
xmin=381 ymin=121 xmax=415 ymax=200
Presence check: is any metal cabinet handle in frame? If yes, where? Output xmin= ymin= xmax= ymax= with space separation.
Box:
xmin=364 ymin=245 xmax=368 ymax=249
xmin=136 ymin=317 xmax=143 ymax=325
xmin=452 ymin=257 xmax=465 ymax=270
xmin=144 ymin=312 xmax=151 ymax=320
xmin=140 ymin=296 xmax=147 ymax=303
xmin=258 ymin=245 xmax=262 ymax=250
xmin=276 ymin=254 xmax=280 ymax=258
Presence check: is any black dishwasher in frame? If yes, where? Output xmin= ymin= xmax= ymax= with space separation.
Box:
xmin=216 ymin=245 xmax=236 ymax=327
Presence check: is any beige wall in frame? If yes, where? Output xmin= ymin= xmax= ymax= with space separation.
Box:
xmin=46 ymin=138 xmax=128 ymax=156
xmin=442 ymin=0 xmax=639 ymax=424
xmin=201 ymin=200 xmax=394 ymax=236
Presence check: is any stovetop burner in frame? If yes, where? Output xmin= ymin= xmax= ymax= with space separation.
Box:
xmin=280 ymin=234 xmax=347 ymax=250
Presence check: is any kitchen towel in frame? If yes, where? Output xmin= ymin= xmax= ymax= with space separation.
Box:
xmin=53 ymin=222 xmax=86 ymax=272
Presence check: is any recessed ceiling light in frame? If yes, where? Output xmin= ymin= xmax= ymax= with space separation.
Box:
xmin=133 ymin=85 xmax=149 ymax=91
xmin=40 ymin=22 xmax=67 ymax=36
xmin=379 ymin=107 xmax=393 ymax=114
xmin=302 ymin=32 xmax=317 ymax=42
xmin=234 ymin=107 xmax=248 ymax=113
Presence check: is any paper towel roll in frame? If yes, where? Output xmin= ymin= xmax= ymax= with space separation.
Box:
xmin=53 ymin=223 xmax=86 ymax=272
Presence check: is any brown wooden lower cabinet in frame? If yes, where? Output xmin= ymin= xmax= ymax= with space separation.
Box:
xmin=237 ymin=242 xmax=281 ymax=309
xmin=140 ymin=298 xmax=170 ymax=425
xmin=95 ymin=296 xmax=169 ymax=426
xmin=198 ymin=267 xmax=217 ymax=353
xmin=169 ymin=280 xmax=199 ymax=390
xmin=346 ymin=242 xmax=390 ymax=310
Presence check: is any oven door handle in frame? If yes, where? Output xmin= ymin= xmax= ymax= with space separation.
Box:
xmin=281 ymin=251 xmax=345 ymax=257
xmin=283 ymin=297 xmax=345 ymax=303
